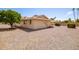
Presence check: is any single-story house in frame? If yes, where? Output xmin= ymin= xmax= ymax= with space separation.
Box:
xmin=21 ymin=15 xmax=53 ymax=29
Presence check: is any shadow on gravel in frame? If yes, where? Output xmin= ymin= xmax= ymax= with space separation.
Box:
xmin=0 ymin=28 xmax=17 ymax=32
xmin=0 ymin=25 xmax=53 ymax=32
xmin=15 ymin=26 xmax=53 ymax=32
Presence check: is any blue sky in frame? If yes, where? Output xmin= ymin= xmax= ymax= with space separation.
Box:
xmin=0 ymin=8 xmax=75 ymax=20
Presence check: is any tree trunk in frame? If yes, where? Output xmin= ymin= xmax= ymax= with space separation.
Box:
xmin=10 ymin=23 xmax=13 ymax=28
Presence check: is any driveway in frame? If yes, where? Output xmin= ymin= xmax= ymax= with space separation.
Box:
xmin=0 ymin=24 xmax=79 ymax=50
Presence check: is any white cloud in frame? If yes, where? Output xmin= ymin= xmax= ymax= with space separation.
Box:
xmin=66 ymin=11 xmax=73 ymax=16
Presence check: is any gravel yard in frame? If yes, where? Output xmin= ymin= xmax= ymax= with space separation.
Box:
xmin=0 ymin=24 xmax=79 ymax=50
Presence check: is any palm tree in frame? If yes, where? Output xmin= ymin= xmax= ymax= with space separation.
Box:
xmin=72 ymin=8 xmax=76 ymax=20
xmin=50 ymin=17 xmax=56 ymax=20
xmin=77 ymin=8 xmax=79 ymax=20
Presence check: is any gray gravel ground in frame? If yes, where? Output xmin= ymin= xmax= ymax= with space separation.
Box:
xmin=0 ymin=24 xmax=79 ymax=50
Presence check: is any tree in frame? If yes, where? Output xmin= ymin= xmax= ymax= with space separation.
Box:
xmin=72 ymin=8 xmax=76 ymax=20
xmin=0 ymin=9 xmax=21 ymax=28
xmin=68 ymin=18 xmax=72 ymax=22
xmin=77 ymin=8 xmax=79 ymax=20
xmin=50 ymin=17 xmax=56 ymax=20
xmin=76 ymin=19 xmax=79 ymax=22
xmin=0 ymin=10 xmax=6 ymax=22
xmin=63 ymin=20 xmax=69 ymax=23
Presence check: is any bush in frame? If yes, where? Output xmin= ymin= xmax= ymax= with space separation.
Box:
xmin=55 ymin=23 xmax=61 ymax=26
xmin=63 ymin=20 xmax=69 ymax=23
xmin=67 ymin=23 xmax=76 ymax=28
xmin=76 ymin=19 xmax=79 ymax=22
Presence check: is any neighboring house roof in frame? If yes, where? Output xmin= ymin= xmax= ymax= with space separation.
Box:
xmin=21 ymin=15 xmax=50 ymax=21
xmin=32 ymin=15 xmax=49 ymax=19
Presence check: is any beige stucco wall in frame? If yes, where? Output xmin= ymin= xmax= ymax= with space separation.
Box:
xmin=21 ymin=20 xmax=52 ymax=29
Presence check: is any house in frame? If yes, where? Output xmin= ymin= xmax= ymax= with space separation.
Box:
xmin=21 ymin=15 xmax=53 ymax=29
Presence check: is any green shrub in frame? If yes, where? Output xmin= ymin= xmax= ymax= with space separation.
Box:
xmin=55 ymin=23 xmax=61 ymax=26
xmin=76 ymin=19 xmax=79 ymax=23
xmin=67 ymin=23 xmax=76 ymax=28
xmin=63 ymin=20 xmax=69 ymax=23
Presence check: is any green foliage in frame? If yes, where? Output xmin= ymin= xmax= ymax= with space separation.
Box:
xmin=50 ymin=18 xmax=54 ymax=20
xmin=63 ymin=20 xmax=69 ymax=23
xmin=76 ymin=19 xmax=79 ymax=22
xmin=0 ymin=9 xmax=21 ymax=28
xmin=55 ymin=20 xmax=61 ymax=26
xmin=63 ymin=18 xmax=74 ymax=23
xmin=67 ymin=23 xmax=76 ymax=28
xmin=0 ymin=10 xmax=6 ymax=22
xmin=50 ymin=17 xmax=56 ymax=20
xmin=68 ymin=18 xmax=72 ymax=22
xmin=55 ymin=23 xmax=61 ymax=26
